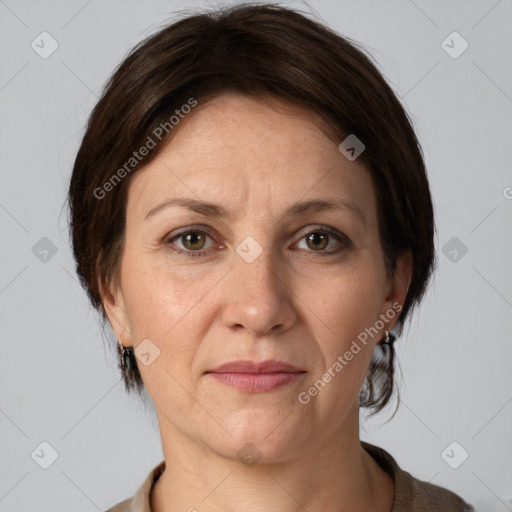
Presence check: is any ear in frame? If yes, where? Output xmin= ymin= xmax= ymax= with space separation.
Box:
xmin=381 ymin=249 xmax=412 ymax=331
xmin=99 ymin=276 xmax=132 ymax=345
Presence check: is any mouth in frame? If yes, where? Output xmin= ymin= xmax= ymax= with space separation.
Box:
xmin=205 ymin=359 xmax=307 ymax=393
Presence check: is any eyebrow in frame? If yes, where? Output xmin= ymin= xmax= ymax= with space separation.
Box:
xmin=143 ymin=196 xmax=366 ymax=225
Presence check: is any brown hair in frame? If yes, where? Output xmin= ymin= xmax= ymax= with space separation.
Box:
xmin=68 ymin=3 xmax=436 ymax=416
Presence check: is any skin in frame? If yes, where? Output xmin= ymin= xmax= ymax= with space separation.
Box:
xmin=102 ymin=92 xmax=412 ymax=512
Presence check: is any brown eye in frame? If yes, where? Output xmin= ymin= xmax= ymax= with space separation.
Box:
xmin=165 ymin=228 xmax=216 ymax=258
xmin=294 ymin=227 xmax=351 ymax=257
xmin=180 ymin=231 xmax=207 ymax=251
xmin=305 ymin=232 xmax=329 ymax=251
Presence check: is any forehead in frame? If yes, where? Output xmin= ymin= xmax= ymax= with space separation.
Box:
xmin=126 ymin=93 xmax=376 ymax=225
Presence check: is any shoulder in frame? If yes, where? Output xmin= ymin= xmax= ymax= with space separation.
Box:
xmin=104 ymin=460 xmax=166 ymax=512
xmin=361 ymin=441 xmax=475 ymax=512
xmin=394 ymin=470 xmax=475 ymax=511
xmin=105 ymin=497 xmax=131 ymax=512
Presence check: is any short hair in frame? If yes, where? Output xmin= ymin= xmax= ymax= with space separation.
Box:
xmin=68 ymin=3 xmax=436 ymax=416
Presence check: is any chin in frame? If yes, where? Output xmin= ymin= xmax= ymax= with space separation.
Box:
xmin=207 ymin=413 xmax=311 ymax=465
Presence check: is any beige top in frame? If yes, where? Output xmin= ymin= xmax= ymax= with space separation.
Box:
xmin=105 ymin=441 xmax=474 ymax=512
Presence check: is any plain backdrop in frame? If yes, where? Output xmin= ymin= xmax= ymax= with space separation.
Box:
xmin=1 ymin=1 xmax=511 ymax=511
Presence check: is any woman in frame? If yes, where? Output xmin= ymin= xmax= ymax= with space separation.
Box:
xmin=68 ymin=3 xmax=475 ymax=511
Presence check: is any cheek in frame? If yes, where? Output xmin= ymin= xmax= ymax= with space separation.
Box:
xmin=293 ymin=258 xmax=385 ymax=408
xmin=119 ymin=256 xmax=209 ymax=418
xmin=120 ymin=248 xmax=210 ymax=337
xmin=119 ymin=251 xmax=225 ymax=385
xmin=302 ymin=258 xmax=385 ymax=345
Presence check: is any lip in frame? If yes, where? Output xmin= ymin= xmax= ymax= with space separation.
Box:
xmin=205 ymin=359 xmax=306 ymax=393
xmin=207 ymin=359 xmax=304 ymax=374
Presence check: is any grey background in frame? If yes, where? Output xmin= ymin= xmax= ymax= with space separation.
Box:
xmin=1 ymin=0 xmax=511 ymax=511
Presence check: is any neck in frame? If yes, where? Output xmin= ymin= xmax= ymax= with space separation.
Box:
xmin=150 ymin=411 xmax=394 ymax=512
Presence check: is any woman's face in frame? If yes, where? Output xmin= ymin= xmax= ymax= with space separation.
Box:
xmin=104 ymin=93 xmax=410 ymax=462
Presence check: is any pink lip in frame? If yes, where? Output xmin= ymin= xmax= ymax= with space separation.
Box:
xmin=205 ymin=359 xmax=306 ymax=392
xmin=208 ymin=359 xmax=303 ymax=373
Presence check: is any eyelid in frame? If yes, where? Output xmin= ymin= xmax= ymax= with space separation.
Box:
xmin=295 ymin=224 xmax=346 ymax=239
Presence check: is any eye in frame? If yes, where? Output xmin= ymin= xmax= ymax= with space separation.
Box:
xmin=165 ymin=228 xmax=218 ymax=258
xmin=163 ymin=225 xmax=350 ymax=259
xmin=293 ymin=227 xmax=350 ymax=256
xmin=176 ymin=231 xmax=209 ymax=251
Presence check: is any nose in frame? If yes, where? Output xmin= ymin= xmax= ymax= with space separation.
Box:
xmin=221 ymin=243 xmax=297 ymax=337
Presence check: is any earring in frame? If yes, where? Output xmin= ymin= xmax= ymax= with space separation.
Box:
xmin=382 ymin=330 xmax=396 ymax=345
xmin=117 ymin=340 xmax=133 ymax=371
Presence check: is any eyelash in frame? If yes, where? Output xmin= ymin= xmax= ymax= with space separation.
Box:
xmin=163 ymin=226 xmax=351 ymax=259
